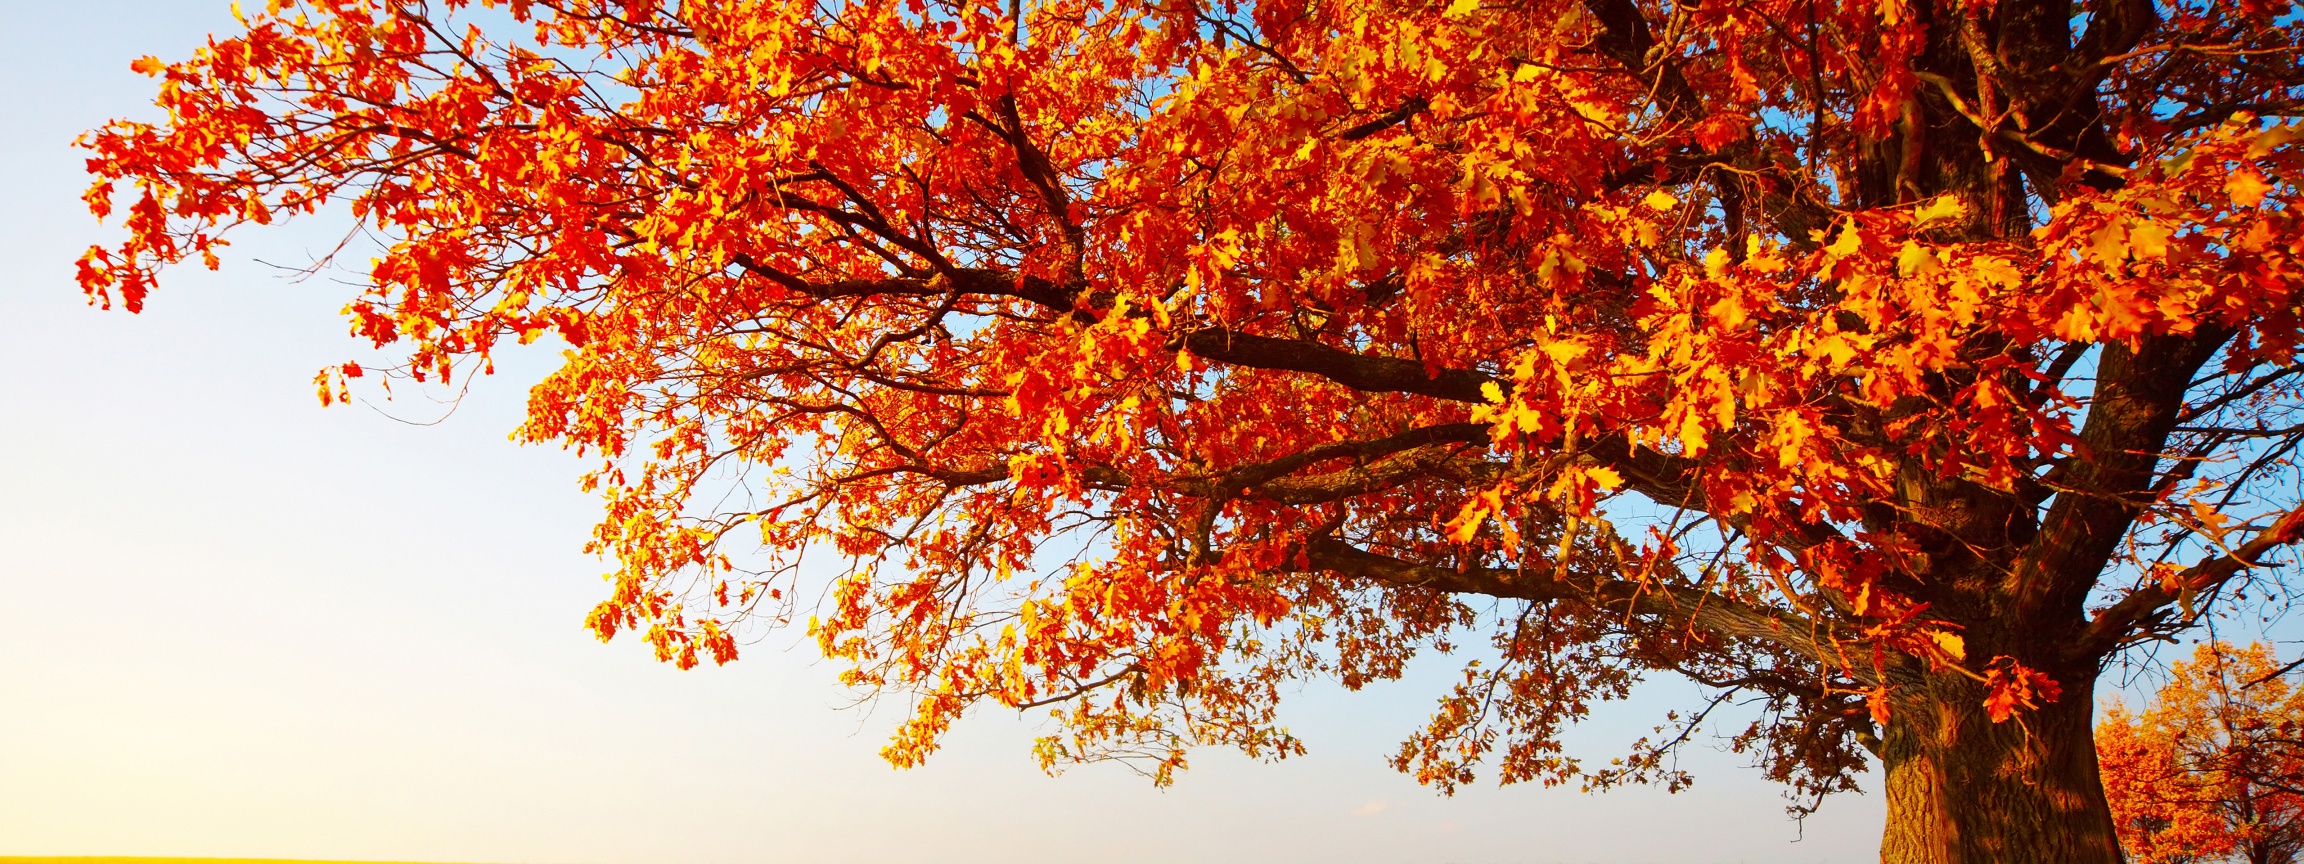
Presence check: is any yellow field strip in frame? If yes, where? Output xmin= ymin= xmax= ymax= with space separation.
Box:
xmin=1 ymin=858 xmax=487 ymax=864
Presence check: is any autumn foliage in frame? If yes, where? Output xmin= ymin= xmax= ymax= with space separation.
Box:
xmin=2102 ymin=642 xmax=2304 ymax=864
xmin=77 ymin=0 xmax=2304 ymax=860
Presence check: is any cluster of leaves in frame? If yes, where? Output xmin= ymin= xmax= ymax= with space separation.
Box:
xmin=2101 ymin=641 xmax=2304 ymax=864
xmin=74 ymin=0 xmax=2304 ymax=818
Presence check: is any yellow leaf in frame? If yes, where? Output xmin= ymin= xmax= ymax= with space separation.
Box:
xmin=1634 ymin=221 xmax=1661 ymax=247
xmin=1970 ymin=255 xmax=2021 ymax=288
xmin=1945 ymin=275 xmax=1985 ymax=325
xmin=1587 ymin=466 xmax=1623 ymax=490
xmin=2128 ymin=220 xmax=2172 ymax=259
xmin=1912 ymin=194 xmax=1966 ymax=227
xmin=1539 ymin=338 xmax=1588 ymax=368
xmin=2247 ymin=124 xmax=2295 ymax=159
xmin=1643 ymin=190 xmax=1677 ymax=211
xmin=1737 ymin=369 xmax=1770 ymax=401
xmin=1349 ymin=222 xmax=1379 ymax=271
xmin=1708 ymin=294 xmax=1748 ymax=329
xmin=1443 ymin=0 xmax=1482 ymax=18
xmin=1824 ymin=225 xmax=1862 ymax=262
xmin=2229 ymin=170 xmax=2273 ymax=208
xmin=1928 ymin=631 xmax=1966 ymax=662
xmin=1896 ymin=241 xmax=1941 ymax=277
xmin=1446 ymin=496 xmax=1494 ymax=542
xmin=1480 ymin=380 xmax=1505 ymax=403
xmin=1678 ymin=413 xmax=1709 ymax=455
xmin=1770 ymin=410 xmax=1813 ymax=468
xmin=1537 ymin=250 xmax=1563 ymax=286
xmin=2088 ymin=221 xmax=2127 ymax=267
xmin=2190 ymin=499 xmax=2232 ymax=543
xmin=1811 ymin=333 xmax=1856 ymax=368
xmin=2239 ymin=220 xmax=2275 ymax=253
xmin=1509 ymin=403 xmax=1546 ymax=434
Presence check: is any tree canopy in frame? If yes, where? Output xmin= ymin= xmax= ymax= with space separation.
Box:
xmin=78 ymin=0 xmax=2304 ymax=860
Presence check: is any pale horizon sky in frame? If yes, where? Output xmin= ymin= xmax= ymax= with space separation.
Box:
xmin=0 ymin=2 xmax=1984 ymax=861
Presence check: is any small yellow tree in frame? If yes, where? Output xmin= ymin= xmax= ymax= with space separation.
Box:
xmin=2102 ymin=642 xmax=2304 ymax=864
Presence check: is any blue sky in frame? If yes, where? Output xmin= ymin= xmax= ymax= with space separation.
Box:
xmin=0 ymin=2 xmax=1897 ymax=861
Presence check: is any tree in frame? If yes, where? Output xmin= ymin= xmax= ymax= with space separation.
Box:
xmin=74 ymin=0 xmax=2304 ymax=859
xmin=2102 ymin=642 xmax=2304 ymax=864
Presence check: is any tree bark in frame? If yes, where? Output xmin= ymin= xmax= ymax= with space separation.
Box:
xmin=1880 ymin=670 xmax=2124 ymax=863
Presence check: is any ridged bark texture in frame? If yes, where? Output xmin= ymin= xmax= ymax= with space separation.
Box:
xmin=1882 ymin=673 xmax=2123 ymax=863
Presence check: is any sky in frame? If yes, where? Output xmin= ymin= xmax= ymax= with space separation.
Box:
xmin=0 ymin=3 xmax=1905 ymax=862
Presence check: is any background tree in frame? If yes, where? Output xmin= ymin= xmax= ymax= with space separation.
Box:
xmin=76 ymin=0 xmax=2304 ymax=861
xmin=2101 ymin=708 xmax=2236 ymax=864
xmin=2103 ymin=642 xmax=2304 ymax=864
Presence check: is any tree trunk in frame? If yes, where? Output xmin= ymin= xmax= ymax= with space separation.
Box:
xmin=1880 ymin=670 xmax=2124 ymax=863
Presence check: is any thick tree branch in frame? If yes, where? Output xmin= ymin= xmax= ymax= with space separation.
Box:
xmin=2071 ymin=507 xmax=2304 ymax=662
xmin=725 ymin=258 xmax=1081 ymax=314
xmin=1186 ymin=422 xmax=1490 ymax=497
xmin=2017 ymin=328 xmax=2235 ymax=635
xmin=1177 ymin=327 xmax=1493 ymax=402
xmin=1252 ymin=444 xmax=1497 ymax=504
xmin=1175 ymin=329 xmax=1758 ymax=526
xmin=1579 ymin=0 xmax=1703 ymax=121
xmin=1301 ymin=536 xmax=1885 ymax=684
xmin=981 ymin=96 xmax=1089 ymax=286
xmin=1337 ymin=96 xmax=1429 ymax=141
